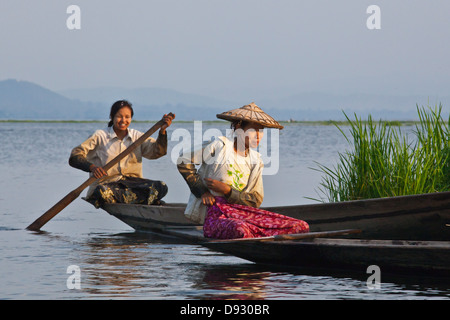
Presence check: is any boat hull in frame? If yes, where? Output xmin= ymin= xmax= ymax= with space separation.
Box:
xmin=264 ymin=191 xmax=450 ymax=241
xmin=204 ymin=238 xmax=450 ymax=276
xmin=99 ymin=191 xmax=450 ymax=241
xmin=101 ymin=202 xmax=200 ymax=231
xmin=142 ymin=226 xmax=450 ymax=277
xmin=95 ymin=197 xmax=450 ymax=276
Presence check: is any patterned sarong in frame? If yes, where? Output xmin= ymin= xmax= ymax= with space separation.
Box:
xmin=203 ymin=197 xmax=309 ymax=239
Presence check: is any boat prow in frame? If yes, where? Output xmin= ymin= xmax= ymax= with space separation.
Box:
xmin=99 ymin=201 xmax=201 ymax=231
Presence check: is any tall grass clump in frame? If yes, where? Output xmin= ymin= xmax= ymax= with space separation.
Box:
xmin=313 ymin=104 xmax=450 ymax=202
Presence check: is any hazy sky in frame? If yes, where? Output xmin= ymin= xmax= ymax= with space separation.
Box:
xmin=1 ymin=0 xmax=449 ymax=102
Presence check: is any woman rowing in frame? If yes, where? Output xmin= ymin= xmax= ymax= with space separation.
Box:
xmin=69 ymin=100 xmax=174 ymax=208
xmin=177 ymin=102 xmax=309 ymax=239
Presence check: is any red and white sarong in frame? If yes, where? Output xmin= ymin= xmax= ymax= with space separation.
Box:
xmin=203 ymin=197 xmax=309 ymax=239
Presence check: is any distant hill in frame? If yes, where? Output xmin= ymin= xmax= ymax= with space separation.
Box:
xmin=58 ymin=85 xmax=450 ymax=121
xmin=59 ymin=87 xmax=236 ymax=109
xmin=0 ymin=79 xmax=105 ymax=120
xmin=259 ymin=92 xmax=450 ymax=121
xmin=58 ymin=86 xmax=237 ymax=121
xmin=0 ymin=79 xmax=448 ymax=121
xmin=0 ymin=79 xmax=236 ymax=121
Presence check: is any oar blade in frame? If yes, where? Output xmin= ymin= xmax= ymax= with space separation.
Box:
xmin=26 ymin=188 xmax=83 ymax=231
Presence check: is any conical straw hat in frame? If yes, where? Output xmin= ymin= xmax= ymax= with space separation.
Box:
xmin=216 ymin=102 xmax=284 ymax=129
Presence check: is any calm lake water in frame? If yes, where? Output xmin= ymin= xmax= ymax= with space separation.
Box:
xmin=0 ymin=122 xmax=449 ymax=301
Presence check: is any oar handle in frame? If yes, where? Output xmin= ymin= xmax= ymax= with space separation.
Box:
xmin=26 ymin=115 xmax=173 ymax=231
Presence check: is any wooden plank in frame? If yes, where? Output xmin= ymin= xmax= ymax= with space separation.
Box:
xmin=208 ymin=229 xmax=362 ymax=242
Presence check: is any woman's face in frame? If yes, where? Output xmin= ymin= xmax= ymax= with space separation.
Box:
xmin=113 ymin=107 xmax=132 ymax=132
xmin=236 ymin=122 xmax=265 ymax=149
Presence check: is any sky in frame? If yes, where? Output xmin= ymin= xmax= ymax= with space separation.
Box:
xmin=1 ymin=0 xmax=450 ymax=104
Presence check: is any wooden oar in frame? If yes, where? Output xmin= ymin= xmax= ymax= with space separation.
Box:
xmin=26 ymin=114 xmax=174 ymax=231
xmin=210 ymin=229 xmax=362 ymax=242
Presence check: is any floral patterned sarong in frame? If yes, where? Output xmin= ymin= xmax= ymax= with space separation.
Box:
xmin=203 ymin=197 xmax=309 ymax=239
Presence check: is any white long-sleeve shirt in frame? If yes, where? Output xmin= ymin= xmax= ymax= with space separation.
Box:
xmin=69 ymin=126 xmax=167 ymax=196
xmin=177 ymin=136 xmax=264 ymax=223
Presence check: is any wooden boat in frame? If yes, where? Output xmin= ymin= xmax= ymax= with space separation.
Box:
xmin=100 ymin=202 xmax=196 ymax=230
xmin=91 ymin=194 xmax=450 ymax=276
xmin=99 ymin=190 xmax=450 ymax=241
xmin=264 ymin=191 xmax=450 ymax=241
xmin=204 ymin=232 xmax=450 ymax=276
xmin=126 ymin=225 xmax=450 ymax=276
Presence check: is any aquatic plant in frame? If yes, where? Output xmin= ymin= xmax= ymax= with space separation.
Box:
xmin=312 ymin=104 xmax=450 ymax=202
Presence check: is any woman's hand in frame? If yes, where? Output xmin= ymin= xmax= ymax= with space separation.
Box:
xmin=204 ymin=178 xmax=232 ymax=196
xmin=202 ymin=179 xmax=232 ymax=206
xmin=160 ymin=113 xmax=175 ymax=134
xmin=201 ymin=191 xmax=216 ymax=206
xmin=89 ymin=164 xmax=108 ymax=179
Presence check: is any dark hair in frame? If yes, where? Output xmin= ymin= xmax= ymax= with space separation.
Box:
xmin=230 ymin=119 xmax=249 ymax=130
xmin=108 ymin=100 xmax=134 ymax=127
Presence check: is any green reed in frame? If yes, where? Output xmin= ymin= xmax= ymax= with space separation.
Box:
xmin=312 ymin=104 xmax=450 ymax=202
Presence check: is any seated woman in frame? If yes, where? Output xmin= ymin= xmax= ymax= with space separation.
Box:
xmin=69 ymin=100 xmax=174 ymax=208
xmin=177 ymin=102 xmax=309 ymax=239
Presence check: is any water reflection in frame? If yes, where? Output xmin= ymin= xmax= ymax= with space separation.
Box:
xmin=78 ymin=233 xmax=171 ymax=297
xmin=193 ymin=267 xmax=271 ymax=300
xmin=71 ymin=231 xmax=450 ymax=300
xmin=75 ymin=232 xmax=269 ymax=299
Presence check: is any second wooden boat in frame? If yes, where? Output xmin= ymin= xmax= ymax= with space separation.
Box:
xmin=135 ymin=225 xmax=450 ymax=277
